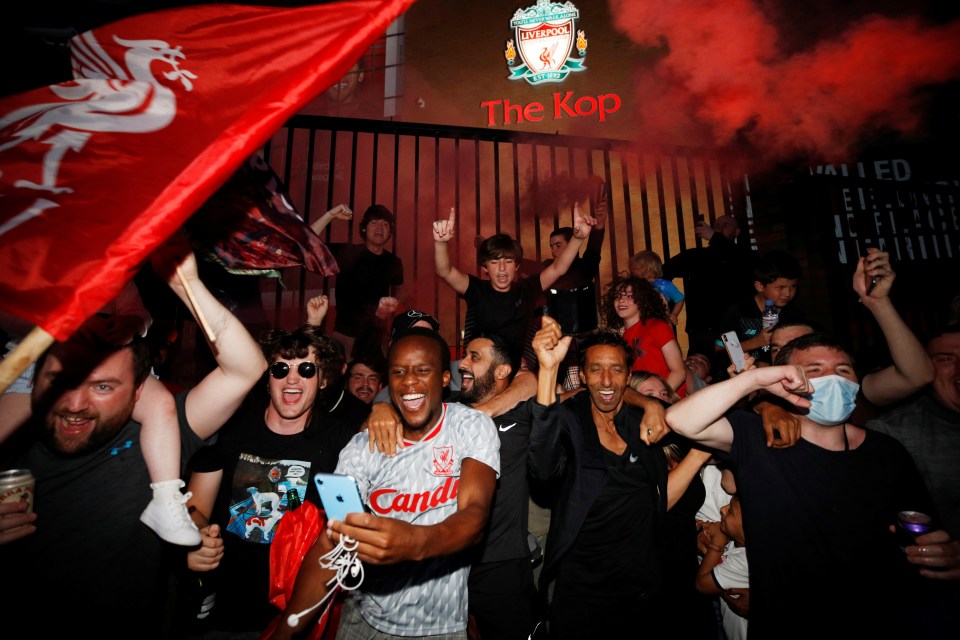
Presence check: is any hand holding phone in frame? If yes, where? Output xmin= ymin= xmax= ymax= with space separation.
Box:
xmin=314 ymin=473 xmax=365 ymax=523
xmin=721 ymin=331 xmax=746 ymax=373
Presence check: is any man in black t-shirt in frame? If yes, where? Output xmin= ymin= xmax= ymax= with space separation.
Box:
xmin=183 ymin=325 xmax=356 ymax=635
xmin=666 ymin=332 xmax=959 ymax=638
xmin=0 ymin=244 xmax=268 ymax=639
xmin=312 ymin=204 xmax=404 ymax=360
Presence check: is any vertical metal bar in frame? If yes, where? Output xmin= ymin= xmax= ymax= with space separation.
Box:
xmin=413 ymin=135 xmax=421 ymax=283
xmin=371 ymin=131 xmax=380 ymax=206
xmin=601 ymin=149 xmax=618 ymax=273
xmin=493 ymin=140 xmax=502 ymax=234
xmin=530 ymin=144 xmax=541 ymax=263
xmin=550 ymin=145 xmax=559 ymax=229
xmin=653 ymin=155 xmax=668 ymax=251
xmin=512 ymin=141 xmax=522 ymax=237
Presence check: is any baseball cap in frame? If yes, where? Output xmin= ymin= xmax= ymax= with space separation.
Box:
xmin=391 ymin=309 xmax=440 ymax=339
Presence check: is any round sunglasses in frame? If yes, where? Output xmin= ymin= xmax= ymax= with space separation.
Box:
xmin=270 ymin=361 xmax=318 ymax=379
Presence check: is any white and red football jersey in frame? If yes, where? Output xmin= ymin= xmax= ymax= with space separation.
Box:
xmin=335 ymin=402 xmax=499 ymax=636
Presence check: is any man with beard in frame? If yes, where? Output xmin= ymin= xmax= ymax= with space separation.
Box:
xmin=269 ymin=328 xmax=499 ymax=640
xmin=0 ymin=241 xmax=268 ymax=638
xmin=666 ymin=332 xmax=959 ymax=637
xmin=181 ymin=326 xmax=357 ymax=635
xmin=345 ymin=357 xmax=384 ymax=405
xmin=529 ymin=317 xmax=671 ymax=639
xmin=457 ymin=333 xmax=539 ymax=640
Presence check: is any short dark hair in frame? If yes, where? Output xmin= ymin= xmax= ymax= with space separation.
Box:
xmin=359 ymin=204 xmax=395 ymax=238
xmin=35 ymin=335 xmax=154 ymax=388
xmin=753 ymin=250 xmax=802 ymax=284
xmin=549 ymin=227 xmax=573 ymax=243
xmin=478 ymin=233 xmax=523 ymax=263
xmin=775 ymin=332 xmax=854 ymax=367
xmin=922 ymin=323 xmax=960 ymax=346
xmin=469 ymin=332 xmax=518 ymax=381
xmin=346 ymin=354 xmax=386 ymax=381
xmin=260 ymin=325 xmax=342 ymax=384
xmin=578 ymin=328 xmax=634 ymax=371
xmin=388 ymin=326 xmax=451 ymax=374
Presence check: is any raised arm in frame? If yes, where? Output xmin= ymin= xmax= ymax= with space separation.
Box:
xmin=305 ymin=294 xmax=329 ymax=328
xmin=309 ymin=203 xmax=353 ymax=236
xmin=433 ymin=207 xmax=469 ymax=294
xmin=534 ymin=315 xmax=570 ymax=405
xmin=579 ymin=194 xmax=607 ymax=272
xmin=151 ymin=234 xmax=268 ymax=439
xmin=527 ymin=316 xmax=572 ymax=480
xmin=666 ymin=365 xmax=812 ymax=452
xmin=854 ymin=249 xmax=935 ymax=406
xmin=539 ymin=203 xmax=595 ymax=290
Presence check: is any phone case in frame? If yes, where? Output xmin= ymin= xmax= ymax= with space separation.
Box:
xmin=721 ymin=331 xmax=746 ymax=372
xmin=313 ymin=473 xmax=365 ymax=522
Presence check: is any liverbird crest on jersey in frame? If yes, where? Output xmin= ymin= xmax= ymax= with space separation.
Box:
xmin=505 ymin=0 xmax=587 ymax=86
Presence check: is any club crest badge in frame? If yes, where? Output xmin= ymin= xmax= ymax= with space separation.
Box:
xmin=504 ymin=0 xmax=587 ymax=86
xmin=433 ymin=445 xmax=455 ymax=476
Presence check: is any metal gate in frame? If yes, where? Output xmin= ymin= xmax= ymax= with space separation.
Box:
xmin=260 ymin=115 xmax=751 ymax=355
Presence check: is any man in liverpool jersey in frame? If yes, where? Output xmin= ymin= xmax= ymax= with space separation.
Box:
xmin=269 ymin=327 xmax=499 ymax=639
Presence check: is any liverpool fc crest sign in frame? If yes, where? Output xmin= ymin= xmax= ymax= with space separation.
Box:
xmin=505 ymin=0 xmax=587 ymax=85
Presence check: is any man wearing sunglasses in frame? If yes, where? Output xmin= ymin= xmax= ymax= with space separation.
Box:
xmin=181 ymin=325 xmax=357 ymax=636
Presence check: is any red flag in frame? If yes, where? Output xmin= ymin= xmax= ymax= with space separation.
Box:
xmin=0 ymin=1 xmax=414 ymax=341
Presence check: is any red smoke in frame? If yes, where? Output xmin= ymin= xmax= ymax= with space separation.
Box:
xmin=609 ymin=0 xmax=960 ymax=163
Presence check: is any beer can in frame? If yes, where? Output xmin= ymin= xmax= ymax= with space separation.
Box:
xmin=0 ymin=469 xmax=35 ymax=513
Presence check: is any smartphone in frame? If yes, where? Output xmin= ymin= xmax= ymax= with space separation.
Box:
xmin=721 ymin=331 xmax=746 ymax=373
xmin=313 ymin=473 xmax=365 ymax=523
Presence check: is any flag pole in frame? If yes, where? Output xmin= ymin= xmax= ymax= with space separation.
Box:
xmin=177 ymin=266 xmax=217 ymax=343
xmin=0 ymin=326 xmax=55 ymax=395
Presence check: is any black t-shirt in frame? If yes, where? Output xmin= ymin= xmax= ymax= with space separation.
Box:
xmin=475 ymin=399 xmax=535 ymax=564
xmin=554 ymin=444 xmax=660 ymax=602
xmin=662 ymin=235 xmax=755 ymax=335
xmin=3 ymin=392 xmax=205 ymax=638
xmin=462 ymin=274 xmax=542 ymax=367
xmin=727 ymin=410 xmax=936 ymax=637
xmin=187 ymin=396 xmax=355 ymax=631
xmin=325 ymin=386 xmax=372 ymax=432
xmin=329 ymin=243 xmax=403 ymax=337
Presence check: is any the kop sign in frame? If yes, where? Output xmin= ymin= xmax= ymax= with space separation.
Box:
xmin=483 ymin=1 xmax=621 ymax=127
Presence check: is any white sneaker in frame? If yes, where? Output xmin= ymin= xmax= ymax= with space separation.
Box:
xmin=140 ymin=480 xmax=202 ymax=546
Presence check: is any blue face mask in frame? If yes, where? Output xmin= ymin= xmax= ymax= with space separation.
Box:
xmin=806 ymin=374 xmax=860 ymax=426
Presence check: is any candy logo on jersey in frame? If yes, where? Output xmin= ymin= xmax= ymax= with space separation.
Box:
xmin=370 ymin=476 xmax=460 ymax=515
xmin=505 ymin=0 xmax=587 ymax=85
xmin=433 ymin=445 xmax=455 ymax=475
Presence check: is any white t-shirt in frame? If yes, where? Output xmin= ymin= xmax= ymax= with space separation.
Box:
xmin=714 ymin=545 xmax=750 ymax=640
